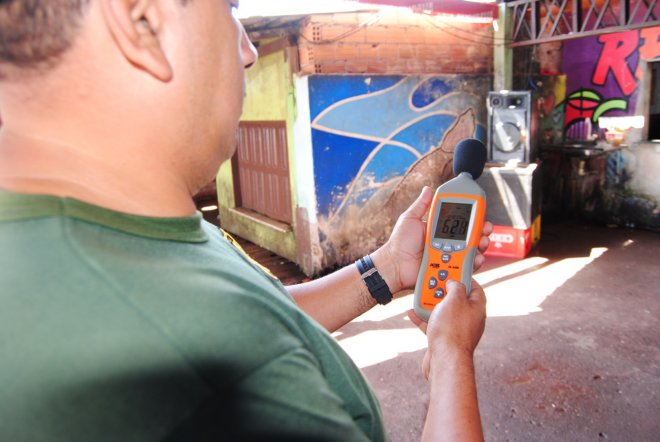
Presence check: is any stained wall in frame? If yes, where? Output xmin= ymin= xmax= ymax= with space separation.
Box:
xmin=308 ymin=74 xmax=491 ymax=266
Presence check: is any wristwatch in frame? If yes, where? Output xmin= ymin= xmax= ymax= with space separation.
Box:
xmin=355 ymin=255 xmax=393 ymax=305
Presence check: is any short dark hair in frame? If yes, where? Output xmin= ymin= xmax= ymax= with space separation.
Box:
xmin=0 ymin=0 xmax=90 ymax=76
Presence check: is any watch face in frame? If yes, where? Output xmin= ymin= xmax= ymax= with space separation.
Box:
xmin=434 ymin=202 xmax=472 ymax=241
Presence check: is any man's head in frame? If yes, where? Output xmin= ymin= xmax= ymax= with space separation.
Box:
xmin=0 ymin=0 xmax=258 ymax=207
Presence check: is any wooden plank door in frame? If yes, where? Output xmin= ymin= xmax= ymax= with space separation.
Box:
xmin=232 ymin=121 xmax=293 ymax=224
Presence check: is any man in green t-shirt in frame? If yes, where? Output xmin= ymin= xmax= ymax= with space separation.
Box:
xmin=0 ymin=1 xmax=492 ymax=441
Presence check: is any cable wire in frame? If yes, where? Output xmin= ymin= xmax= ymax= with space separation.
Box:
xmin=298 ymin=14 xmax=382 ymax=45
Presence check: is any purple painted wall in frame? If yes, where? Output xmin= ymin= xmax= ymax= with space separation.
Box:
xmin=562 ymin=27 xmax=660 ymax=139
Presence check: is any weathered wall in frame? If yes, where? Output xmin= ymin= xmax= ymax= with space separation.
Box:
xmin=309 ymin=74 xmax=491 ymax=267
xmin=607 ymin=143 xmax=660 ymax=230
xmin=217 ymin=49 xmax=299 ymax=263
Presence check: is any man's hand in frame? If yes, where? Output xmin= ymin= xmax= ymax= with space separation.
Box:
xmin=409 ymin=280 xmax=487 ymax=442
xmin=408 ymin=280 xmax=486 ymax=379
xmin=373 ymin=186 xmax=493 ymax=295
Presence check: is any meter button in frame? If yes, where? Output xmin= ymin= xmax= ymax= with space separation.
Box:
xmin=441 ymin=254 xmax=451 ymax=264
xmin=442 ymin=243 xmax=453 ymax=253
xmin=454 ymin=244 xmax=466 ymax=252
xmin=428 ymin=277 xmax=438 ymax=289
xmin=431 ymin=240 xmax=443 ymax=250
xmin=433 ymin=289 xmax=445 ymax=299
xmin=438 ymin=270 xmax=449 ymax=281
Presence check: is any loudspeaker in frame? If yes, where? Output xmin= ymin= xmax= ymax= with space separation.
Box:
xmin=487 ymin=91 xmax=534 ymax=163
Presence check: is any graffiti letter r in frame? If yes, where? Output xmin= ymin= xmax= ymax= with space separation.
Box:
xmin=593 ymin=32 xmax=639 ymax=96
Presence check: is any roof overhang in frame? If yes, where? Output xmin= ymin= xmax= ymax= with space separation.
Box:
xmin=355 ymin=0 xmax=499 ymax=17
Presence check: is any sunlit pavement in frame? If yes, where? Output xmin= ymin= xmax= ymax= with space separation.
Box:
xmin=336 ymin=221 xmax=660 ymax=442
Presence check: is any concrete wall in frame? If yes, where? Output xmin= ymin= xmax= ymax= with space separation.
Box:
xmin=217 ymin=47 xmax=322 ymax=275
xmin=291 ymin=76 xmax=324 ymax=274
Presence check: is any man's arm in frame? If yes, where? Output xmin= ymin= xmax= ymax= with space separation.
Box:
xmin=287 ymin=187 xmax=492 ymax=333
xmin=286 ymin=187 xmax=433 ymax=332
xmin=409 ymin=280 xmax=487 ymax=442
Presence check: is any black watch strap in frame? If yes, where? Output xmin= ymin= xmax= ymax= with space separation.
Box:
xmin=355 ymin=255 xmax=393 ymax=305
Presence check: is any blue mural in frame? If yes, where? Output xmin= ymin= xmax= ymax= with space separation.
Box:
xmin=310 ymin=75 xmax=488 ymax=218
xmin=308 ymin=74 xmax=490 ymax=263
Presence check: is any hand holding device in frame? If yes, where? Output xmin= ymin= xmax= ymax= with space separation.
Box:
xmin=413 ymin=138 xmax=487 ymax=321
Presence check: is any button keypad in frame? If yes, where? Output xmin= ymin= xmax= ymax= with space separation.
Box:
xmin=424 ymin=241 xmax=469 ymax=305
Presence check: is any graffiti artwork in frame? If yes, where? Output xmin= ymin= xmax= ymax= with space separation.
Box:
xmin=308 ymin=75 xmax=489 ymax=264
xmin=562 ymin=26 xmax=660 ymax=139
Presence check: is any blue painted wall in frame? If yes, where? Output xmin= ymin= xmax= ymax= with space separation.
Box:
xmin=310 ymin=75 xmax=489 ymax=216
xmin=308 ymin=74 xmax=491 ymax=263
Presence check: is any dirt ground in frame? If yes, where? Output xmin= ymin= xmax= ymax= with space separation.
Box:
xmin=335 ymin=221 xmax=660 ymax=441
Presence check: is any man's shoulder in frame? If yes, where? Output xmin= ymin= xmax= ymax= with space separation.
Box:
xmin=0 ymin=212 xmax=303 ymax=350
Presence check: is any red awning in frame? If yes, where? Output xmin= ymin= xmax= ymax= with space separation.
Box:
xmin=356 ymin=0 xmax=498 ymax=17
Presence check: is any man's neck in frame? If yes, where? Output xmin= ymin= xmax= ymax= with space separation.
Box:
xmin=0 ymin=129 xmax=198 ymax=217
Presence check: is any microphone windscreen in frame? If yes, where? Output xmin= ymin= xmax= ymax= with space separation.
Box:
xmin=453 ymin=138 xmax=487 ymax=179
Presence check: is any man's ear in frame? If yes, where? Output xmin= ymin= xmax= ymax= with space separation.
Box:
xmin=101 ymin=0 xmax=173 ymax=81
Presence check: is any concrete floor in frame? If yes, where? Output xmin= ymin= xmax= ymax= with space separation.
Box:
xmin=334 ymin=221 xmax=660 ymax=441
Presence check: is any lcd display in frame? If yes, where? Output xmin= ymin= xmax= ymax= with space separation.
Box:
xmin=433 ymin=203 xmax=472 ymax=241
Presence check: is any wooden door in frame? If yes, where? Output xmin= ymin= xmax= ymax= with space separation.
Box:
xmin=232 ymin=121 xmax=293 ymax=224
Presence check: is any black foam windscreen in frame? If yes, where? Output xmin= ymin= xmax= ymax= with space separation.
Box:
xmin=453 ymin=138 xmax=487 ymax=180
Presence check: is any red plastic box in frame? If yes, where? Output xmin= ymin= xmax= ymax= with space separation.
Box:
xmin=485 ymin=216 xmax=541 ymax=259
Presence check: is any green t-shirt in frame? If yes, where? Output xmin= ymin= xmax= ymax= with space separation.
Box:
xmin=0 ymin=191 xmax=386 ymax=441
